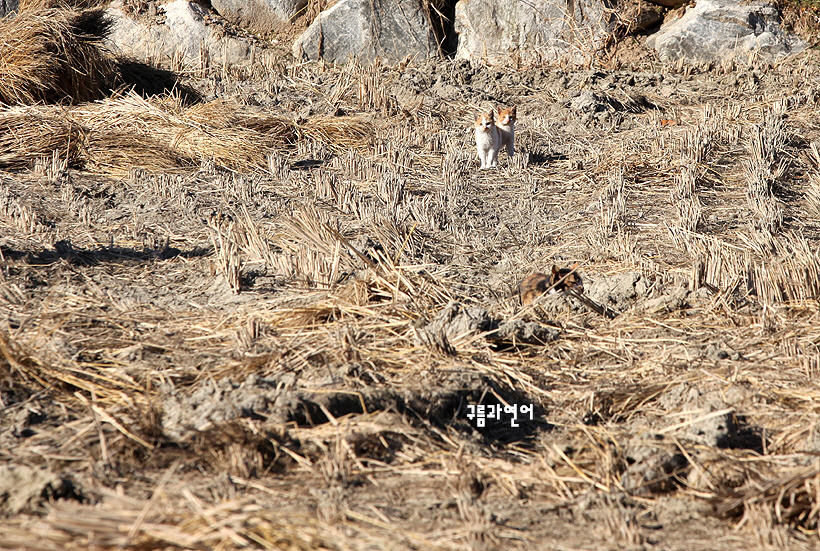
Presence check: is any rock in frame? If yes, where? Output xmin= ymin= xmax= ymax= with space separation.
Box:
xmin=210 ymin=0 xmax=306 ymax=34
xmin=569 ymin=90 xmax=608 ymax=113
xmin=292 ymin=0 xmax=438 ymax=64
xmin=621 ymin=435 xmax=688 ymax=495
xmin=391 ymin=83 xmax=423 ymax=112
xmin=627 ymin=7 xmax=666 ymax=31
xmin=526 ymin=289 xmax=580 ymax=316
xmin=161 ymin=376 xmax=292 ymax=440
xmin=416 ymin=302 xmax=559 ymax=350
xmin=638 ymin=287 xmax=690 ymax=314
xmin=0 ymin=0 xmax=17 ymax=18
xmin=645 ymin=0 xmax=688 ymax=8
xmin=586 ymin=271 xmax=649 ymax=312
xmin=106 ymin=0 xmax=259 ymax=68
xmin=0 ymin=465 xmax=80 ymax=515
xmin=657 ymin=385 xmax=762 ymax=451
xmin=454 ymin=0 xmax=614 ymax=65
xmin=422 ymin=302 xmax=496 ymax=345
xmin=492 ymin=320 xmax=560 ymax=345
xmin=645 ymin=0 xmax=808 ymax=64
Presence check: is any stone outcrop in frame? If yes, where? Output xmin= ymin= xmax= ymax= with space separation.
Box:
xmin=210 ymin=0 xmax=306 ymax=34
xmin=644 ymin=0 xmax=688 ymax=8
xmin=292 ymin=0 xmax=438 ymax=64
xmin=454 ymin=0 xmax=614 ymax=65
xmin=106 ymin=0 xmax=259 ymax=68
xmin=646 ymin=0 xmax=808 ymax=64
xmin=0 ymin=0 xmax=17 ymax=18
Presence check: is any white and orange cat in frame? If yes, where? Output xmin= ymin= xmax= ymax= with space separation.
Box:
xmin=496 ymin=105 xmax=516 ymax=157
xmin=474 ymin=110 xmax=501 ymax=169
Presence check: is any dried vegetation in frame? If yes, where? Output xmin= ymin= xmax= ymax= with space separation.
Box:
xmin=4 ymin=9 xmax=820 ymax=550
xmin=0 ymin=8 xmax=117 ymax=104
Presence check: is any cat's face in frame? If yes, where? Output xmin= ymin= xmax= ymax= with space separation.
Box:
xmin=497 ymin=106 xmax=517 ymax=126
xmin=475 ymin=111 xmax=496 ymax=131
xmin=551 ymin=263 xmax=583 ymax=293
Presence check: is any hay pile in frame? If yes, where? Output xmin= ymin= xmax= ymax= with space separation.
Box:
xmin=0 ymin=107 xmax=85 ymax=169
xmin=0 ymin=93 xmax=375 ymax=174
xmin=0 ymin=8 xmax=117 ymax=105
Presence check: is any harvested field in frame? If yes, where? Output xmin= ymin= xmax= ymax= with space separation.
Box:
xmin=4 ymin=42 xmax=820 ymax=550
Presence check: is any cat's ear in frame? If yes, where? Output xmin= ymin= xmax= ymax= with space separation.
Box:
xmin=551 ymin=265 xmax=558 ymax=276
xmin=570 ymin=262 xmax=579 ymax=270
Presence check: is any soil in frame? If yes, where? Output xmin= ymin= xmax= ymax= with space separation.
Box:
xmin=3 ymin=41 xmax=820 ymax=550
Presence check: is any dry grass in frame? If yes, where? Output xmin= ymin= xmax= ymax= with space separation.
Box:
xmin=19 ymin=0 xmax=106 ymax=10
xmin=71 ymin=94 xmax=279 ymax=172
xmin=85 ymin=132 xmax=191 ymax=173
xmin=0 ymin=8 xmax=117 ymax=105
xmin=0 ymin=92 xmax=375 ymax=174
xmin=299 ymin=115 xmax=375 ymax=152
xmin=0 ymin=107 xmax=85 ymax=169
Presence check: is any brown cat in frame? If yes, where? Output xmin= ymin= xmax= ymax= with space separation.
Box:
xmin=474 ymin=111 xmax=501 ymax=169
xmin=496 ymin=105 xmax=516 ymax=157
xmin=518 ymin=263 xmax=583 ymax=305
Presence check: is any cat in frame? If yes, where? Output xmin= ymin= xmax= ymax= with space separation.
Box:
xmin=474 ymin=110 xmax=501 ymax=169
xmin=496 ymin=105 xmax=516 ymax=157
xmin=518 ymin=263 xmax=583 ymax=305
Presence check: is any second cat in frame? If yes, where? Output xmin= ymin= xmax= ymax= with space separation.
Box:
xmin=496 ymin=105 xmax=516 ymax=157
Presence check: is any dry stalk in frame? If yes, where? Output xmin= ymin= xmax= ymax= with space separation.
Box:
xmin=208 ymin=217 xmax=244 ymax=293
xmin=719 ymin=462 xmax=820 ymax=534
xmin=85 ymin=132 xmax=189 ymax=175
xmin=804 ymin=142 xmax=820 ymax=218
xmin=267 ymin=150 xmax=291 ymax=180
xmin=670 ymin=105 xmax=729 ymax=237
xmin=745 ymin=232 xmax=820 ymax=304
xmin=0 ymin=182 xmax=46 ymax=234
xmin=442 ymin=149 xmax=467 ymax=197
xmin=601 ymin=497 xmax=645 ymax=547
xmin=667 ymin=228 xmax=750 ymax=293
xmin=356 ymin=59 xmax=397 ymax=115
xmin=1 ymin=93 xmax=371 ymax=173
xmin=375 ymin=169 xmax=406 ymax=217
xmin=744 ymin=103 xmax=787 ymax=233
xmin=597 ymin=167 xmax=627 ymax=237
xmin=671 ymin=163 xmax=702 ymax=233
xmin=272 ymin=205 xmax=347 ymax=287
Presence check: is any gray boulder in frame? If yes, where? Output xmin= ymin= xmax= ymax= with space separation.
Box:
xmin=645 ymin=0 xmax=688 ymax=7
xmin=106 ymin=0 xmax=257 ymax=68
xmin=210 ymin=0 xmax=307 ymax=33
xmin=454 ymin=0 xmax=614 ymax=65
xmin=646 ymin=0 xmax=808 ymax=64
xmin=0 ymin=0 xmax=17 ymax=19
xmin=0 ymin=465 xmax=77 ymax=515
xmin=292 ymin=0 xmax=438 ymax=64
